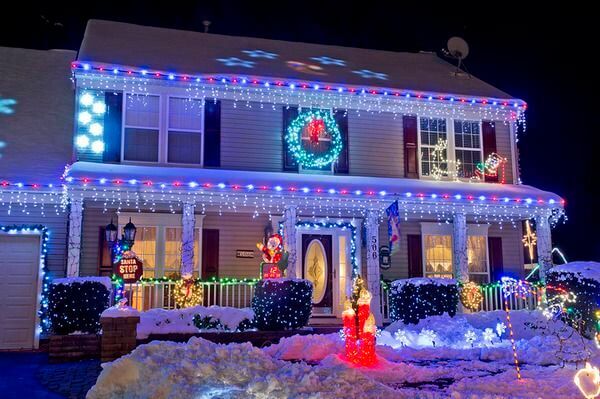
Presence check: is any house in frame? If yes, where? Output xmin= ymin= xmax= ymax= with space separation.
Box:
xmin=1 ymin=19 xmax=564 ymax=348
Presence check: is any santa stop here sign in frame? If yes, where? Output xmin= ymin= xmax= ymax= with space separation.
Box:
xmin=115 ymin=257 xmax=143 ymax=283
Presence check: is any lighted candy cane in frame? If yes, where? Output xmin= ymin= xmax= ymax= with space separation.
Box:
xmin=500 ymin=277 xmax=528 ymax=380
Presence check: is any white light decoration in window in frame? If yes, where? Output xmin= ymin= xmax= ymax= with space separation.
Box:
xmin=76 ymin=135 xmax=90 ymax=148
xmin=78 ymin=111 xmax=92 ymax=125
xmin=92 ymin=102 xmax=106 ymax=114
xmin=79 ymin=93 xmax=94 ymax=106
xmin=91 ymin=140 xmax=104 ymax=153
xmin=89 ymin=122 xmax=103 ymax=136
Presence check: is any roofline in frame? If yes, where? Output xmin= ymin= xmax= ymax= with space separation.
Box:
xmin=72 ymin=61 xmax=527 ymax=109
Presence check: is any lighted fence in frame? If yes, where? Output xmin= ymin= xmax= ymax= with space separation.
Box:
xmin=116 ymin=280 xmax=257 ymax=311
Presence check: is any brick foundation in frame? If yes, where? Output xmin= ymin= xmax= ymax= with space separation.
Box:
xmin=48 ymin=334 xmax=100 ymax=362
xmin=100 ymin=316 xmax=140 ymax=362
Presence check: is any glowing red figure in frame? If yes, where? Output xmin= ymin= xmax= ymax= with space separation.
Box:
xmin=343 ymin=276 xmax=377 ymax=366
xmin=307 ymin=118 xmax=325 ymax=144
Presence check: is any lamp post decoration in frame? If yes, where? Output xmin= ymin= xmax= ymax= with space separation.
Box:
xmin=106 ymin=218 xmax=143 ymax=284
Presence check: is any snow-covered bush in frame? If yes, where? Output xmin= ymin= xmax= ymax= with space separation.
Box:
xmin=48 ymin=277 xmax=112 ymax=334
xmin=547 ymin=261 xmax=600 ymax=338
xmin=252 ymin=278 xmax=312 ymax=330
xmin=192 ymin=314 xmax=254 ymax=331
xmin=389 ymin=278 xmax=458 ymax=324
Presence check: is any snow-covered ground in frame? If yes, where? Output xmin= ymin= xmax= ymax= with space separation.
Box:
xmin=88 ymin=310 xmax=596 ymax=398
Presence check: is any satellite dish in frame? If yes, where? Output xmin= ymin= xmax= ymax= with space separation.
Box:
xmin=447 ymin=37 xmax=469 ymax=60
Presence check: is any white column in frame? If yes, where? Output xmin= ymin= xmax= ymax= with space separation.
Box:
xmin=535 ymin=214 xmax=553 ymax=283
xmin=181 ymin=202 xmax=196 ymax=277
xmin=366 ymin=210 xmax=383 ymax=325
xmin=66 ymin=198 xmax=83 ymax=277
xmin=283 ymin=205 xmax=298 ymax=278
xmin=452 ymin=212 xmax=469 ymax=283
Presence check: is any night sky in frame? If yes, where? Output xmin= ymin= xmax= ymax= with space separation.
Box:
xmin=1 ymin=3 xmax=597 ymax=261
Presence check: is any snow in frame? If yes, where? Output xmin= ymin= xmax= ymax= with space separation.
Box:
xmin=52 ymin=276 xmax=113 ymax=291
xmin=549 ymin=261 xmax=600 ymax=283
xmin=391 ymin=277 xmax=456 ymax=290
xmin=68 ymin=161 xmax=563 ymax=207
xmin=137 ymin=306 xmax=254 ymax=339
xmin=101 ymin=305 xmax=140 ymax=318
xmin=89 ymin=310 xmax=597 ymax=398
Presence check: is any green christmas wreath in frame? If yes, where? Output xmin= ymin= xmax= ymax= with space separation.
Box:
xmin=286 ymin=109 xmax=343 ymax=168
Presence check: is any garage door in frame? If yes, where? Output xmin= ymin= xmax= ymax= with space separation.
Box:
xmin=0 ymin=234 xmax=40 ymax=349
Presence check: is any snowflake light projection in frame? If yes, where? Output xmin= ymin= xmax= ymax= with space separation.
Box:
xmin=242 ymin=50 xmax=277 ymax=59
xmin=0 ymin=97 xmax=16 ymax=114
xmin=352 ymin=69 xmax=388 ymax=80
xmin=216 ymin=57 xmax=255 ymax=68
xmin=311 ymin=56 xmax=345 ymax=66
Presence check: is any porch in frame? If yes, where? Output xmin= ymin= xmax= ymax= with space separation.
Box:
xmin=65 ymin=161 xmax=563 ymax=324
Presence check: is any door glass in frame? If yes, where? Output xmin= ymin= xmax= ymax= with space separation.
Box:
xmin=304 ymin=239 xmax=328 ymax=303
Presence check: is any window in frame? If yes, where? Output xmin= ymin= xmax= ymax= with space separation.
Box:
xmin=122 ymin=94 xmax=205 ymax=165
xmin=454 ymin=120 xmax=482 ymax=179
xmin=421 ymin=223 xmax=490 ymax=282
xmin=123 ymin=94 xmax=160 ymax=162
xmin=167 ymin=98 xmax=204 ymax=164
xmin=418 ymin=117 xmax=483 ymax=180
xmin=119 ymin=214 xmax=204 ymax=278
xmin=419 ymin=117 xmax=447 ymax=177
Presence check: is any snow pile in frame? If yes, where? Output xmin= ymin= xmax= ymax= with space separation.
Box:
xmin=264 ymin=333 xmax=344 ymax=362
xmin=87 ymin=337 xmax=395 ymax=399
xmin=137 ymin=306 xmax=254 ymax=339
xmin=52 ymin=276 xmax=113 ymax=291
xmin=390 ymin=277 xmax=456 ymax=290
xmin=548 ymin=261 xmax=600 ymax=283
xmin=101 ymin=305 xmax=140 ymax=318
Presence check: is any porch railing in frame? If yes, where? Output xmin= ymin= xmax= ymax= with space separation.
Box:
xmin=117 ymin=280 xmax=257 ymax=311
xmin=379 ymin=280 xmax=544 ymax=322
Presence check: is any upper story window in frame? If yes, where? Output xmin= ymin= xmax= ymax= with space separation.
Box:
xmin=418 ymin=117 xmax=483 ymax=180
xmin=122 ymin=94 xmax=204 ymax=165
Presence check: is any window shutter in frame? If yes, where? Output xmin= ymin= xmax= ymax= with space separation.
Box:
xmin=482 ymin=121 xmax=498 ymax=183
xmin=201 ymin=229 xmax=219 ymax=279
xmin=407 ymin=234 xmax=423 ymax=278
xmin=102 ymin=92 xmax=123 ymax=163
xmin=204 ymin=99 xmax=221 ymax=167
xmin=334 ymin=109 xmax=349 ymax=174
xmin=282 ymin=106 xmax=299 ymax=172
xmin=403 ymin=115 xmax=419 ymax=178
xmin=488 ymin=237 xmax=503 ymax=282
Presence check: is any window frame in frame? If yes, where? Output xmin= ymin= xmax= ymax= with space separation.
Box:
xmin=118 ymin=213 xmax=205 ymax=278
xmin=420 ymin=222 xmax=490 ymax=282
xmin=417 ymin=117 xmax=484 ymax=181
xmin=121 ymin=92 xmax=205 ymax=166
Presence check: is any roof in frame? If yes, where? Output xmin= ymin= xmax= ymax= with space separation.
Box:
xmin=67 ymin=161 xmax=563 ymax=208
xmin=78 ymin=20 xmax=515 ymax=100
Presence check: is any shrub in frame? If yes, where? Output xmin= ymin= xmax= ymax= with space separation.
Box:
xmin=547 ymin=262 xmax=600 ymax=339
xmin=192 ymin=314 xmax=255 ymax=332
xmin=48 ymin=279 xmax=111 ymax=335
xmin=389 ymin=278 xmax=458 ymax=324
xmin=251 ymin=278 xmax=313 ymax=330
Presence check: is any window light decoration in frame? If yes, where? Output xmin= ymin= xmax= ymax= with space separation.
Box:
xmin=75 ymin=90 xmax=106 ymax=155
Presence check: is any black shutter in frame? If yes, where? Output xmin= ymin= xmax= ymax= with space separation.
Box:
xmin=282 ymin=106 xmax=299 ymax=172
xmin=488 ymin=237 xmax=503 ymax=282
xmin=482 ymin=121 xmax=498 ymax=183
xmin=334 ymin=109 xmax=349 ymax=174
xmin=407 ymin=234 xmax=423 ymax=278
xmin=204 ymin=99 xmax=221 ymax=167
xmin=202 ymin=229 xmax=219 ymax=279
xmin=102 ymin=92 xmax=123 ymax=163
xmin=403 ymin=115 xmax=419 ymax=178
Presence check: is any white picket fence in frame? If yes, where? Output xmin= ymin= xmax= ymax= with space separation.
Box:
xmin=118 ymin=281 xmax=256 ymax=311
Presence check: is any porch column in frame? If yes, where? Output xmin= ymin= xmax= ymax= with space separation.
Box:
xmin=181 ymin=202 xmax=196 ymax=277
xmin=534 ymin=214 xmax=553 ymax=283
xmin=366 ymin=210 xmax=383 ymax=325
xmin=452 ymin=212 xmax=469 ymax=283
xmin=66 ymin=198 xmax=83 ymax=277
xmin=283 ymin=205 xmax=298 ymax=278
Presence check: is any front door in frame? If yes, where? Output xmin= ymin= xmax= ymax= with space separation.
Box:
xmin=302 ymin=234 xmax=333 ymax=314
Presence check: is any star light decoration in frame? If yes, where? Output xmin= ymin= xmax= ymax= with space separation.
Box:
xmin=496 ymin=322 xmax=507 ymax=338
xmin=242 ymin=50 xmax=277 ymax=59
xmin=310 ymin=56 xmax=345 ymax=66
xmin=394 ymin=329 xmax=410 ymax=346
xmin=420 ymin=328 xmax=437 ymax=347
xmin=483 ymin=328 xmax=496 ymax=344
xmin=352 ymin=69 xmax=388 ymax=80
xmin=216 ymin=57 xmax=255 ymax=68
xmin=522 ymin=220 xmax=538 ymax=264
xmin=464 ymin=330 xmax=477 ymax=347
